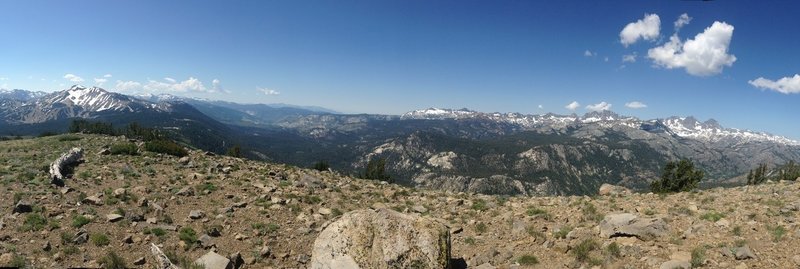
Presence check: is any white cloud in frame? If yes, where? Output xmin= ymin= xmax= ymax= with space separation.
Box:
xmin=604 ymin=57 xmax=609 ymax=62
xmin=620 ymin=14 xmax=661 ymax=47
xmin=622 ymin=53 xmax=637 ymax=63
xmin=63 ymin=73 xmax=84 ymax=82
xmin=647 ymin=21 xmax=736 ymax=76
xmin=113 ymin=77 xmax=217 ymax=94
xmin=258 ymin=87 xmax=280 ymax=95
xmin=748 ymin=74 xmax=800 ymax=94
xmin=625 ymin=101 xmax=648 ymax=109
xmin=584 ymin=50 xmax=596 ymax=57
xmin=586 ymin=101 xmax=612 ymax=111
xmin=114 ymin=80 xmax=142 ymax=92
xmin=93 ymin=78 xmax=108 ymax=86
xmin=674 ymin=13 xmax=692 ymax=31
xmin=565 ymin=101 xmax=580 ymax=111
xmin=538 ymin=104 xmax=543 ymax=109
xmin=103 ymin=74 xmax=112 ymax=78
xmin=211 ymin=79 xmax=230 ymax=93
xmin=0 ymin=77 xmax=8 ymax=81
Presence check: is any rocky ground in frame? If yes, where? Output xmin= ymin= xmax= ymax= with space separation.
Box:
xmin=1 ymin=134 xmax=800 ymax=268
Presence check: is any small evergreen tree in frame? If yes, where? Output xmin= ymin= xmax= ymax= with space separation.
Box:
xmin=226 ymin=144 xmax=242 ymax=158
xmin=650 ymin=159 xmax=704 ymax=193
xmin=747 ymin=163 xmax=768 ymax=185
xmin=363 ymin=157 xmax=391 ymax=183
xmin=778 ymin=161 xmax=800 ymax=181
xmin=313 ymin=161 xmax=330 ymax=172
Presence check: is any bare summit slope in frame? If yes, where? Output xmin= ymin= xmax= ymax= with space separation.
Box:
xmin=1 ymin=134 xmax=799 ymax=268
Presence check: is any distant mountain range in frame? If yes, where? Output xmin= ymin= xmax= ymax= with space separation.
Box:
xmin=1 ymin=86 xmax=798 ymax=196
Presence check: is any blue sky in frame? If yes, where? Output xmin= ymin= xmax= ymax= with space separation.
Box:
xmin=1 ymin=1 xmax=799 ymax=138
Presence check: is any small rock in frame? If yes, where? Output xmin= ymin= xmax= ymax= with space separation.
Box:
xmin=734 ymin=245 xmax=756 ymax=260
xmin=178 ymin=156 xmax=191 ymax=165
xmin=199 ymin=234 xmax=214 ymax=248
xmin=122 ymin=235 xmax=133 ymax=244
xmin=230 ymin=252 xmax=245 ymax=269
xmin=113 ymin=188 xmax=127 ymax=197
xmin=715 ymin=218 xmax=730 ymax=228
xmin=234 ymin=233 xmax=248 ymax=240
xmin=660 ymin=260 xmax=691 ymax=269
xmin=42 ymin=241 xmax=52 ymax=251
xmin=133 ymin=257 xmax=146 ymax=265
xmin=83 ymin=195 xmax=103 ymax=206
xmin=259 ymin=246 xmax=271 ymax=258
xmin=792 ymin=255 xmax=800 ymax=265
xmin=60 ymin=187 xmax=73 ymax=194
xmin=73 ymin=230 xmax=88 ymax=244
xmin=232 ymin=202 xmax=247 ymax=208
xmin=0 ymin=253 xmax=13 ymax=265
xmin=176 ymin=186 xmax=194 ymax=196
xmin=474 ymin=263 xmax=496 ymax=269
xmin=189 ymin=210 xmax=205 ymax=219
xmin=146 ymin=217 xmax=157 ymax=224
xmin=296 ymin=254 xmax=310 ymax=264
xmin=106 ymin=214 xmax=124 ymax=222
xmin=318 ymin=207 xmax=332 ymax=215
xmin=412 ymin=205 xmax=428 ymax=213
xmin=599 ymin=213 xmax=668 ymax=241
xmin=670 ymin=251 xmax=691 ymax=263
xmin=13 ymin=200 xmax=33 ymax=213
xmin=194 ymin=251 xmax=231 ymax=269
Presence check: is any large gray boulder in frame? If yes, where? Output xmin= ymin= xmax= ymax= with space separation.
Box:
xmin=49 ymin=147 xmax=83 ymax=185
xmin=310 ymin=208 xmax=451 ymax=269
xmin=598 ymin=183 xmax=631 ymax=196
xmin=599 ymin=213 xmax=668 ymax=241
xmin=194 ymin=251 xmax=232 ymax=269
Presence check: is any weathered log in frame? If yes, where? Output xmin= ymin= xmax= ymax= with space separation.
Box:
xmin=48 ymin=147 xmax=83 ymax=186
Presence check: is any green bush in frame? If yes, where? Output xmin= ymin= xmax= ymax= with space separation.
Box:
xmin=144 ymin=140 xmax=188 ymax=157
xmin=91 ymin=233 xmax=110 ymax=246
xmin=777 ymin=161 xmax=800 ymax=181
xmin=572 ymin=238 xmax=599 ymax=263
xmin=72 ymin=215 xmax=91 ymax=228
xmin=109 ymin=143 xmax=138 ymax=155
xmin=178 ymin=227 xmax=198 ymax=246
xmin=517 ymin=255 xmax=539 ymax=265
xmin=691 ymin=246 xmax=706 ymax=267
xmin=101 ymin=251 xmax=127 ymax=269
xmin=21 ymin=213 xmax=48 ymax=232
xmin=650 ymin=159 xmax=704 ymax=193
xmin=362 ymin=157 xmax=391 ymax=182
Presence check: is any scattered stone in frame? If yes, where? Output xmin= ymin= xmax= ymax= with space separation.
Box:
xmin=230 ymin=252 xmax=245 ymax=269
xmin=715 ymin=218 xmax=730 ymax=228
xmin=734 ymin=245 xmax=756 ymax=260
xmin=178 ymin=156 xmax=191 ymax=165
xmin=113 ymin=188 xmax=127 ymax=197
xmin=60 ymin=187 xmax=72 ymax=194
xmin=106 ymin=214 xmax=124 ymax=222
xmin=176 ymin=186 xmax=194 ymax=196
xmin=72 ymin=229 xmax=88 ymax=244
xmin=42 ymin=241 xmax=51 ymax=251
xmin=599 ymin=213 xmax=668 ymax=241
xmin=234 ymin=233 xmax=249 ymax=240
xmin=194 ymin=251 xmax=231 ymax=269
xmin=13 ymin=200 xmax=33 ymax=213
xmin=310 ymin=208 xmax=450 ymax=269
xmin=232 ymin=202 xmax=248 ymax=208
xmin=660 ymin=260 xmax=691 ymax=269
xmin=474 ymin=263 xmax=496 ymax=269
xmin=259 ymin=246 xmax=271 ymax=258
xmin=98 ymin=148 xmax=111 ymax=155
xmin=189 ymin=210 xmax=205 ymax=219
xmin=133 ymin=257 xmax=146 ymax=265
xmin=297 ymin=254 xmax=310 ymax=264
xmin=83 ymin=195 xmax=103 ymax=206
xmin=0 ymin=253 xmax=13 ymax=265
xmin=199 ymin=234 xmax=214 ymax=248
xmin=412 ymin=205 xmax=429 ymax=213
xmin=598 ymin=183 xmax=631 ymax=196
xmin=318 ymin=207 xmax=332 ymax=215
xmin=123 ymin=235 xmax=134 ymax=244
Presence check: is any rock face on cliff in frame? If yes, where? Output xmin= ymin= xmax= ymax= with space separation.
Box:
xmin=310 ymin=208 xmax=451 ymax=269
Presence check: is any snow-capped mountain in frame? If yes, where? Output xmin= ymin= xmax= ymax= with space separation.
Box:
xmin=0 ymin=85 xmax=178 ymax=124
xmin=0 ymin=89 xmax=47 ymax=101
xmin=401 ymin=107 xmax=799 ymax=146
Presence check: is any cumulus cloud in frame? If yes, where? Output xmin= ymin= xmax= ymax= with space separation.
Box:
xmin=586 ymin=101 xmax=612 ymax=111
xmin=113 ymin=77 xmax=219 ymax=94
xmin=647 ymin=21 xmax=736 ymax=76
xmin=674 ymin=13 xmax=692 ymax=31
xmin=565 ymin=101 xmax=580 ymax=111
xmin=103 ymin=74 xmax=112 ymax=78
xmin=625 ymin=101 xmax=648 ymax=109
xmin=0 ymin=77 xmax=8 ymax=81
xmin=93 ymin=78 xmax=108 ymax=86
xmin=538 ymin=104 xmax=543 ymax=109
xmin=258 ymin=87 xmax=280 ymax=95
xmin=622 ymin=53 xmax=637 ymax=63
xmin=63 ymin=73 xmax=84 ymax=83
xmin=584 ymin=50 xmax=596 ymax=57
xmin=620 ymin=14 xmax=661 ymax=47
xmin=748 ymin=74 xmax=800 ymax=94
